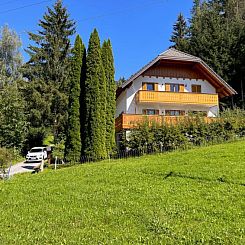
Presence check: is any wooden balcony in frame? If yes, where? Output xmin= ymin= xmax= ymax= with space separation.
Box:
xmin=136 ymin=91 xmax=218 ymax=106
xmin=115 ymin=114 xmax=214 ymax=132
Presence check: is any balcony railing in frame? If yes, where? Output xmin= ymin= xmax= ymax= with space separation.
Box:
xmin=136 ymin=91 xmax=218 ymax=106
xmin=115 ymin=114 xmax=215 ymax=132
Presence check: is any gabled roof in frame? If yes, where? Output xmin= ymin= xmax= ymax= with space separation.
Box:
xmin=119 ymin=48 xmax=236 ymax=98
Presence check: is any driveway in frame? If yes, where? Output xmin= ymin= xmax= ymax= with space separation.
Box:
xmin=9 ymin=161 xmax=42 ymax=176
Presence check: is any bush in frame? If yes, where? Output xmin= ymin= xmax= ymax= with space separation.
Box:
xmin=0 ymin=148 xmax=12 ymax=173
xmin=122 ymin=109 xmax=245 ymax=151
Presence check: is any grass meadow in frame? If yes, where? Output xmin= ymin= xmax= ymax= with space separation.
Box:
xmin=0 ymin=141 xmax=245 ymax=244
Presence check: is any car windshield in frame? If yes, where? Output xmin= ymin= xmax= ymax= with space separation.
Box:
xmin=30 ymin=148 xmax=43 ymax=153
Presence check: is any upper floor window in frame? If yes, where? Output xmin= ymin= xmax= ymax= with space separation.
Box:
xmin=166 ymin=83 xmax=184 ymax=92
xmin=142 ymin=83 xmax=158 ymax=91
xmin=147 ymin=83 xmax=154 ymax=91
xmin=192 ymin=85 xmax=201 ymax=93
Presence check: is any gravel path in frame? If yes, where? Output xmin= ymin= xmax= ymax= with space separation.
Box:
xmin=9 ymin=161 xmax=42 ymax=176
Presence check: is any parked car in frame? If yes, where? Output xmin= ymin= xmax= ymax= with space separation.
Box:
xmin=26 ymin=147 xmax=47 ymax=162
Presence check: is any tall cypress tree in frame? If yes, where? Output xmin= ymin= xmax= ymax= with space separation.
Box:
xmin=25 ymin=0 xmax=75 ymax=140
xmin=64 ymin=35 xmax=84 ymax=162
xmin=170 ymin=13 xmax=189 ymax=51
xmin=102 ymin=40 xmax=116 ymax=153
xmin=83 ymin=29 xmax=107 ymax=159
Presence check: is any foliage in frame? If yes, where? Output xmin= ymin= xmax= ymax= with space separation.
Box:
xmin=24 ymin=0 xmax=76 ymax=140
xmin=82 ymin=29 xmax=107 ymax=159
xmin=19 ymin=79 xmax=51 ymax=153
xmin=22 ymin=127 xmax=46 ymax=154
xmin=64 ymin=35 xmax=84 ymax=162
xmin=0 ymin=24 xmax=22 ymax=84
xmin=102 ymin=39 xmax=116 ymax=153
xmin=0 ymin=83 xmax=27 ymax=150
xmin=122 ymin=110 xmax=245 ymax=151
xmin=53 ymin=139 xmax=65 ymax=160
xmin=170 ymin=13 xmax=189 ymax=51
xmin=116 ymin=76 xmax=126 ymax=88
xmin=177 ymin=0 xmax=245 ymax=107
xmin=0 ymin=141 xmax=245 ymax=243
xmin=0 ymin=147 xmax=12 ymax=173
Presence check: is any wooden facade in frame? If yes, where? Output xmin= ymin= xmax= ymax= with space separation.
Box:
xmin=143 ymin=61 xmax=206 ymax=80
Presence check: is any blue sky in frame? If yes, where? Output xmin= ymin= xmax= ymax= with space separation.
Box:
xmin=0 ymin=0 xmax=193 ymax=80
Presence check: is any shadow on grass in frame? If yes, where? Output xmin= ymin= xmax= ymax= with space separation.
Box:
xmin=162 ymin=171 xmax=245 ymax=187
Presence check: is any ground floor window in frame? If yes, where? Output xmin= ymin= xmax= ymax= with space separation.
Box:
xmin=188 ymin=111 xmax=207 ymax=117
xmin=165 ymin=110 xmax=185 ymax=116
xmin=142 ymin=109 xmax=159 ymax=115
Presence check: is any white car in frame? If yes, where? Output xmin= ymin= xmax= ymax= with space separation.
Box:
xmin=26 ymin=147 xmax=47 ymax=162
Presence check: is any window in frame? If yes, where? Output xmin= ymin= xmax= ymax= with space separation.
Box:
xmin=147 ymin=83 xmax=154 ymax=91
xmin=170 ymin=84 xmax=179 ymax=92
xmin=166 ymin=83 xmax=184 ymax=92
xmin=188 ymin=111 xmax=207 ymax=117
xmin=192 ymin=85 xmax=201 ymax=93
xmin=165 ymin=110 xmax=185 ymax=116
xmin=142 ymin=109 xmax=159 ymax=115
xmin=142 ymin=83 xmax=158 ymax=91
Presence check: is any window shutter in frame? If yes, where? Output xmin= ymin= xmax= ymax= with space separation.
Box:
xmin=197 ymin=85 xmax=201 ymax=93
xmin=155 ymin=110 xmax=160 ymax=115
xmin=179 ymin=84 xmax=184 ymax=92
xmin=154 ymin=83 xmax=158 ymax=91
xmin=142 ymin=109 xmax=147 ymax=115
xmin=142 ymin=83 xmax=147 ymax=90
xmin=191 ymin=85 xmax=196 ymax=92
xmin=165 ymin=84 xmax=170 ymax=91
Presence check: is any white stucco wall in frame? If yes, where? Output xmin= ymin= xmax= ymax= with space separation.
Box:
xmin=116 ymin=90 xmax=126 ymax=117
xmin=117 ymin=75 xmax=219 ymax=117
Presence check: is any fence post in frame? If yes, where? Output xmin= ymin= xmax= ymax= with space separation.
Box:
xmin=55 ymin=156 xmax=57 ymax=170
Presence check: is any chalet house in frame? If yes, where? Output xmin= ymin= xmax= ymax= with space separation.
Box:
xmin=115 ymin=48 xmax=236 ymax=134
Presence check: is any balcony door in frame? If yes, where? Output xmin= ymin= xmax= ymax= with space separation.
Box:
xmin=166 ymin=83 xmax=184 ymax=92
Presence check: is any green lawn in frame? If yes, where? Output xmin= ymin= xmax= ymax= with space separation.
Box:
xmin=0 ymin=141 xmax=245 ymax=244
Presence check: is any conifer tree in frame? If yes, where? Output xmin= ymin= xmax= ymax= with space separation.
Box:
xmin=170 ymin=13 xmax=189 ymax=51
xmin=25 ymin=0 xmax=76 ymax=141
xmin=102 ymin=40 xmax=116 ymax=153
xmin=83 ymin=29 xmax=107 ymax=159
xmin=64 ymin=35 xmax=84 ymax=162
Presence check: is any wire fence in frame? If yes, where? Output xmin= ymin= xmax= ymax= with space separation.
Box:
xmin=76 ymin=144 xmax=186 ymax=164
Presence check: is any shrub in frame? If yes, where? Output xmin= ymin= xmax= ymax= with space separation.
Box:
xmin=0 ymin=148 xmax=12 ymax=173
xmin=122 ymin=109 xmax=245 ymax=152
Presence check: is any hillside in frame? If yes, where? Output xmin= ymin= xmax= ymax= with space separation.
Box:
xmin=0 ymin=141 xmax=245 ymax=244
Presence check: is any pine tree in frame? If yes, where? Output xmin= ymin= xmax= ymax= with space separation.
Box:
xmin=170 ymin=13 xmax=189 ymax=51
xmin=64 ymin=35 xmax=85 ymax=162
xmin=83 ymin=29 xmax=107 ymax=159
xmin=25 ymin=0 xmax=75 ymax=141
xmin=102 ymin=40 xmax=116 ymax=153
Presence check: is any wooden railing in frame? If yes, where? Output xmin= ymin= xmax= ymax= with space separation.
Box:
xmin=136 ymin=91 xmax=219 ymax=106
xmin=115 ymin=114 xmax=215 ymax=132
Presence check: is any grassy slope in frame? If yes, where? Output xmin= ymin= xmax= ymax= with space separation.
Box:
xmin=0 ymin=141 xmax=245 ymax=244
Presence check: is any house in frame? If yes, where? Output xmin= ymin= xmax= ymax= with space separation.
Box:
xmin=115 ymin=48 xmax=236 ymax=134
